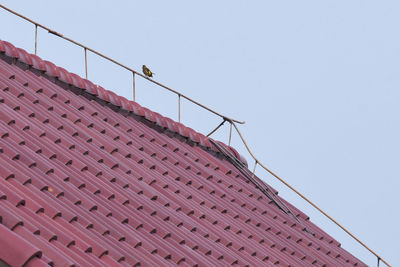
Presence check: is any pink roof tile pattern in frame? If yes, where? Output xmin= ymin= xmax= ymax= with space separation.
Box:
xmin=0 ymin=39 xmax=366 ymax=266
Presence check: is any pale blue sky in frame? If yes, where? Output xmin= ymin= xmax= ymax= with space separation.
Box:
xmin=1 ymin=1 xmax=398 ymax=265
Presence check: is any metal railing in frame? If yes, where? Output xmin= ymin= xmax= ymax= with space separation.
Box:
xmin=0 ymin=4 xmax=244 ymax=126
xmin=227 ymin=121 xmax=390 ymax=267
xmin=0 ymin=4 xmax=390 ymax=266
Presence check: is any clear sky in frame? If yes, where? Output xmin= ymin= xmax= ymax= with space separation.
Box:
xmin=1 ymin=1 xmax=398 ymax=265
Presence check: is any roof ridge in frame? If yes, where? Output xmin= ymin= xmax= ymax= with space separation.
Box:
xmin=0 ymin=39 xmax=248 ymax=167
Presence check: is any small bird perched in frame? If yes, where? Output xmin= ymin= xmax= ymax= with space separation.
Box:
xmin=142 ymin=65 xmax=154 ymax=78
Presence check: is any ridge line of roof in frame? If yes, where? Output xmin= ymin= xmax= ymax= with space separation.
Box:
xmin=0 ymin=39 xmax=248 ymax=167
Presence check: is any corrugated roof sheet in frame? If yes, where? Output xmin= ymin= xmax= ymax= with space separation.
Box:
xmin=0 ymin=39 xmax=366 ymax=266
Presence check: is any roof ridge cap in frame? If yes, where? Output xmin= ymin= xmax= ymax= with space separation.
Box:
xmin=0 ymin=38 xmax=248 ymax=167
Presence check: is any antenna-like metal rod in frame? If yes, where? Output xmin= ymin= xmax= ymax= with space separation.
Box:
xmin=84 ymin=48 xmax=88 ymax=79
xmin=132 ymin=72 xmax=136 ymax=101
xmin=178 ymin=94 xmax=181 ymax=123
xmin=228 ymin=122 xmax=233 ymax=146
xmin=34 ymin=24 xmax=38 ymax=55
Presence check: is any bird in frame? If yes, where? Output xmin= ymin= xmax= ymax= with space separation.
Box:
xmin=142 ymin=65 xmax=154 ymax=78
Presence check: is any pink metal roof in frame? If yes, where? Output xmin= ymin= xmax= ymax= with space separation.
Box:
xmin=0 ymin=39 xmax=366 ymax=266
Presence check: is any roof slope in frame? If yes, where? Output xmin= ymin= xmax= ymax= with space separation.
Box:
xmin=0 ymin=39 xmax=365 ymax=266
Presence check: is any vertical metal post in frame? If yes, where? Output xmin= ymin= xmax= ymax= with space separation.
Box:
xmin=252 ymin=160 xmax=258 ymax=178
xmin=377 ymin=257 xmax=380 ymax=267
xmin=132 ymin=72 xmax=136 ymax=101
xmin=228 ymin=122 xmax=233 ymax=146
xmin=178 ymin=94 xmax=181 ymax=123
xmin=84 ymin=48 xmax=88 ymax=79
xmin=34 ymin=24 xmax=38 ymax=55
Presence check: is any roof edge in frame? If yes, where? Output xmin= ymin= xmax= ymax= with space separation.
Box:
xmin=0 ymin=39 xmax=248 ymax=167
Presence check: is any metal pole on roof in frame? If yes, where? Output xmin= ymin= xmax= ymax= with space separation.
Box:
xmin=132 ymin=72 xmax=136 ymax=101
xmin=34 ymin=24 xmax=38 ymax=55
xmin=206 ymin=119 xmax=226 ymax=137
xmin=252 ymin=160 xmax=257 ymax=178
xmin=178 ymin=94 xmax=181 ymax=123
xmin=84 ymin=48 xmax=88 ymax=79
xmin=228 ymin=122 xmax=233 ymax=146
